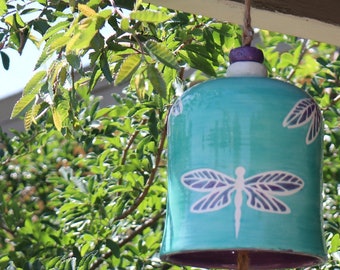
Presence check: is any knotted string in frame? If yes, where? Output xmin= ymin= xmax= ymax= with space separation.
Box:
xmin=242 ymin=0 xmax=254 ymax=46
xmin=237 ymin=251 xmax=249 ymax=270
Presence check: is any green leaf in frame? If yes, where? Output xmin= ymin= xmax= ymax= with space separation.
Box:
xmin=24 ymin=103 xmax=41 ymax=130
xmin=64 ymin=32 xmax=81 ymax=54
xmin=45 ymin=257 xmax=61 ymax=269
xmin=120 ymin=18 xmax=130 ymax=32
xmin=100 ymin=52 xmax=113 ymax=83
xmin=316 ymin=57 xmax=328 ymax=67
xmin=66 ymin=18 xmax=99 ymax=53
xmin=277 ymin=52 xmax=295 ymax=69
xmin=98 ymin=9 xmax=112 ymax=19
xmin=78 ymin=3 xmax=97 ymax=17
xmin=11 ymin=94 xmax=36 ymax=118
xmin=106 ymin=239 xmax=120 ymax=258
xmin=89 ymin=65 xmax=102 ymax=93
xmin=35 ymin=33 xmax=64 ymax=69
xmin=147 ymin=65 xmax=167 ymax=98
xmin=293 ymin=42 xmax=303 ymax=65
xmin=24 ymin=109 xmax=34 ymax=131
xmin=56 ymin=99 xmax=70 ymax=124
xmin=134 ymin=73 xmax=147 ymax=100
xmin=78 ymin=251 xmax=97 ymax=268
xmin=48 ymin=35 xmax=69 ymax=53
xmin=0 ymin=51 xmax=9 ymax=70
xmin=148 ymin=110 xmax=158 ymax=139
xmin=183 ymin=44 xmax=213 ymax=61
xmin=65 ymin=257 xmax=76 ymax=270
xmin=330 ymin=233 xmax=339 ymax=253
xmin=5 ymin=13 xmax=25 ymax=29
xmin=110 ymin=185 xmax=133 ymax=193
xmin=32 ymin=19 xmax=50 ymax=36
xmin=130 ymin=10 xmax=173 ymax=23
xmin=66 ymin=54 xmax=81 ymax=70
xmin=145 ymin=40 xmax=179 ymax=70
xmin=179 ymin=50 xmax=216 ymax=77
xmin=52 ymin=107 xmax=63 ymax=131
xmin=42 ymin=21 xmax=70 ymax=41
xmin=50 ymin=61 xmax=67 ymax=86
xmin=0 ymin=0 xmax=7 ymax=16
xmin=114 ymin=54 xmax=141 ymax=86
xmin=23 ymin=71 xmax=46 ymax=95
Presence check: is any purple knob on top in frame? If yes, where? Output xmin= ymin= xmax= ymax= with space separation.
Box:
xmin=229 ymin=46 xmax=264 ymax=64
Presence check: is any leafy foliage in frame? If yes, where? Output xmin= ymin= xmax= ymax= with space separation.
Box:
xmin=0 ymin=1 xmax=339 ymax=269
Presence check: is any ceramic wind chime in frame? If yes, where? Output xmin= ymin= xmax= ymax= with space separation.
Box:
xmin=160 ymin=0 xmax=327 ymax=269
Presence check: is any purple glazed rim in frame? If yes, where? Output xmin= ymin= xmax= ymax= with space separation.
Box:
xmin=160 ymin=249 xmax=326 ymax=269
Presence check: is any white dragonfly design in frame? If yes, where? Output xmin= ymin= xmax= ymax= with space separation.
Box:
xmin=283 ymin=98 xmax=322 ymax=145
xmin=181 ymin=166 xmax=304 ymax=238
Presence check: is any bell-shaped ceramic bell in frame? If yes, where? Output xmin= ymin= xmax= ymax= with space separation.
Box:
xmin=160 ymin=46 xmax=327 ymax=269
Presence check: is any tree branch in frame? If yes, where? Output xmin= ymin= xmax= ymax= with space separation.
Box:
xmin=109 ymin=0 xmax=126 ymax=19
xmin=114 ymin=111 xmax=169 ymax=221
xmin=0 ymin=220 xmax=15 ymax=238
xmin=286 ymin=39 xmax=308 ymax=81
xmin=118 ymin=118 xmax=147 ymax=185
xmin=89 ymin=109 xmax=169 ymax=269
xmin=90 ymin=210 xmax=165 ymax=270
xmin=1 ymin=131 xmax=42 ymax=166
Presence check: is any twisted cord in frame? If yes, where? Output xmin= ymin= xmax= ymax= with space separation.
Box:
xmin=242 ymin=0 xmax=254 ymax=46
xmin=237 ymin=251 xmax=249 ymax=270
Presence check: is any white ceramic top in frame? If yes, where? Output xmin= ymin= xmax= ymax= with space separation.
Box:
xmin=226 ymin=61 xmax=268 ymax=77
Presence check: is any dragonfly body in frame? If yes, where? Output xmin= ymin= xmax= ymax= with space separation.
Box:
xmin=181 ymin=166 xmax=304 ymax=238
xmin=234 ymin=167 xmax=245 ymax=238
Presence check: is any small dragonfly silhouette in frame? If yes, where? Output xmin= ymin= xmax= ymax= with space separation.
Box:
xmin=181 ymin=166 xmax=304 ymax=238
xmin=283 ymin=98 xmax=322 ymax=145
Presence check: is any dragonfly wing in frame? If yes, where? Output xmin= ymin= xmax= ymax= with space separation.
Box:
xmin=244 ymin=187 xmax=291 ymax=213
xmin=191 ymin=186 xmax=235 ymax=213
xmin=244 ymin=171 xmax=304 ymax=196
xmin=282 ymin=98 xmax=316 ymax=128
xmin=306 ymin=109 xmax=322 ymax=144
xmin=181 ymin=169 xmax=235 ymax=192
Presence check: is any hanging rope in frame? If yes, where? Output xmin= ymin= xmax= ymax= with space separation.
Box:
xmin=237 ymin=251 xmax=249 ymax=270
xmin=242 ymin=0 xmax=254 ymax=46
xmin=236 ymin=3 xmax=253 ymax=269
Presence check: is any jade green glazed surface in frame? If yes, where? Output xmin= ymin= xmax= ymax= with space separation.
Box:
xmin=161 ymin=77 xmax=326 ymax=268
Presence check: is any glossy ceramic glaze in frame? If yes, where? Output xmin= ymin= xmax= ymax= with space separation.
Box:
xmin=160 ymin=77 xmax=326 ymax=269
